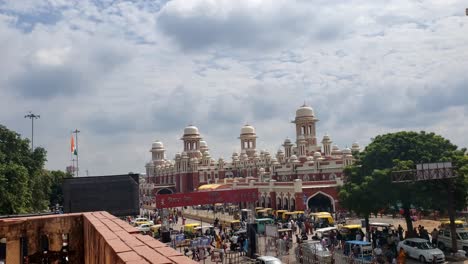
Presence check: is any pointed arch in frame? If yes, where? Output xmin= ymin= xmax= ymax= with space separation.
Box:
xmin=306 ymin=191 xmax=335 ymax=212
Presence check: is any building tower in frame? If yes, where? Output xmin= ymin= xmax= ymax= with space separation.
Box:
xmin=283 ymin=138 xmax=293 ymax=159
xmin=322 ymin=135 xmax=332 ymax=157
xmin=181 ymin=125 xmax=202 ymax=159
xmin=292 ymin=104 xmax=319 ymax=153
xmin=150 ymin=140 xmax=165 ymax=166
xmin=239 ymin=124 xmax=257 ymax=158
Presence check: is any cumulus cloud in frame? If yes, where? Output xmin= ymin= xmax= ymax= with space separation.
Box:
xmin=0 ymin=0 xmax=467 ymax=175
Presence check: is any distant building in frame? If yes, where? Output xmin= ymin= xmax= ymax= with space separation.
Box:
xmin=143 ymin=105 xmax=360 ymax=212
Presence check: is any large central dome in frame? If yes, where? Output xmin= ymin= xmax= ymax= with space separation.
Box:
xmin=296 ymin=104 xmax=315 ymax=118
xmin=183 ymin=125 xmax=199 ymax=135
xmin=240 ymin=124 xmax=256 ymax=135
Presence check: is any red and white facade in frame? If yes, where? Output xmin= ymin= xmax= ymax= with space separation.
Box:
xmin=143 ymin=105 xmax=360 ymax=212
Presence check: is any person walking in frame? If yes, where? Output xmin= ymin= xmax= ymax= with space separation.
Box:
xmin=431 ymin=228 xmax=438 ymax=247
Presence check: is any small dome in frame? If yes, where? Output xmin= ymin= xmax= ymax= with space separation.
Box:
xmin=181 ymin=151 xmax=188 ymax=157
xmin=290 ymin=155 xmax=298 ymax=160
xmin=322 ymin=134 xmax=331 ymax=141
xmin=332 ymin=145 xmax=340 ymax=151
xmin=175 ymin=153 xmax=181 ymax=158
xmin=190 ymin=157 xmax=198 ymax=163
xmin=259 ymin=168 xmax=265 ymax=172
xmin=296 ymin=104 xmax=315 ymax=118
xmin=241 ymin=124 xmax=256 ymax=135
xmin=284 ymin=138 xmax=291 ymax=144
xmin=203 ymin=151 xmax=210 ymax=156
xmin=313 ymin=152 xmax=322 ymax=157
xmin=152 ymin=140 xmax=164 ymax=149
xmin=184 ymin=125 xmax=199 ymax=135
xmin=343 ymin=148 xmax=352 ymax=154
xmin=200 ymin=140 xmax=207 ymax=147
xmin=277 ymin=148 xmax=284 ymax=153
xmin=307 ymin=156 xmax=314 ymax=161
xmin=232 ymin=152 xmax=238 ymax=156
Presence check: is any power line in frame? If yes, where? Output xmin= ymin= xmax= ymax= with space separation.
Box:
xmin=24 ymin=111 xmax=40 ymax=151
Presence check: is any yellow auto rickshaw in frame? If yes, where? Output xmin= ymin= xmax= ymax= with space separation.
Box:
xmin=184 ymin=223 xmax=201 ymax=234
xmin=255 ymin=207 xmax=264 ymax=212
xmin=275 ymin=210 xmax=288 ymax=219
xmin=283 ymin=212 xmax=299 ymax=221
xmin=439 ymin=219 xmax=467 ymax=229
xmin=229 ymin=220 xmax=242 ymax=231
xmin=339 ymin=224 xmax=362 ymax=241
xmin=310 ymin=212 xmax=335 ymax=226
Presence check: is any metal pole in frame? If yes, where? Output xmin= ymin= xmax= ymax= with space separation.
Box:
xmin=73 ymin=129 xmax=80 ymax=176
xmin=24 ymin=112 xmax=40 ymax=151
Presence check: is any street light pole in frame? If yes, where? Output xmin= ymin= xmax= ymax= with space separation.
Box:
xmin=24 ymin=112 xmax=40 ymax=151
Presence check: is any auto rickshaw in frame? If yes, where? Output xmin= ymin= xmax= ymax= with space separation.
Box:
xmin=255 ymin=207 xmax=264 ymax=212
xmin=275 ymin=210 xmax=288 ymax=220
xmin=310 ymin=212 xmax=334 ymax=227
xmin=229 ymin=220 xmax=242 ymax=231
xmin=283 ymin=212 xmax=299 ymax=221
xmin=255 ymin=218 xmax=274 ymax=234
xmin=439 ymin=219 xmax=467 ymax=229
xmin=343 ymin=240 xmax=372 ymax=261
xmin=184 ymin=223 xmax=201 ymax=238
xmin=294 ymin=211 xmax=305 ymax=219
xmin=339 ymin=224 xmax=362 ymax=241
xmin=257 ymin=208 xmax=273 ymax=218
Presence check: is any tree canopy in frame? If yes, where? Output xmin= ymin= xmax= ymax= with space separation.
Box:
xmin=339 ymin=131 xmax=468 ymax=238
xmin=0 ymin=124 xmax=71 ymax=215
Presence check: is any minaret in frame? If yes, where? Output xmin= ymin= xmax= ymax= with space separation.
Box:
xmin=150 ymin=140 xmax=165 ymax=166
xmin=239 ymin=124 xmax=257 ymax=158
xmin=322 ymin=135 xmax=332 ymax=157
xmin=181 ymin=125 xmax=202 ymax=159
xmin=292 ymin=104 xmax=319 ymax=152
xmin=283 ymin=138 xmax=293 ymax=159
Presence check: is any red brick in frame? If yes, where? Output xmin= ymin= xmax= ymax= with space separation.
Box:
xmin=133 ymin=245 xmax=172 ymax=264
xmin=133 ymin=234 xmax=155 ymax=242
xmin=168 ymin=256 xmax=199 ymax=264
xmin=126 ymin=260 xmax=150 ymax=264
xmin=106 ymin=238 xmax=132 ymax=253
xmin=154 ymin=247 xmax=182 ymax=257
xmin=141 ymin=239 xmax=166 ymax=249
xmin=118 ymin=251 xmax=143 ymax=262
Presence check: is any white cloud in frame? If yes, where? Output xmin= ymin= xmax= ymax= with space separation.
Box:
xmin=0 ymin=0 xmax=467 ymax=175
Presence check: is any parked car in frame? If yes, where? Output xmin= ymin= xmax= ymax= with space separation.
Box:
xmin=256 ymin=256 xmax=282 ymax=264
xmin=295 ymin=240 xmax=332 ymax=264
xmin=138 ymin=224 xmax=151 ymax=233
xmin=397 ymin=238 xmax=445 ymax=263
xmin=437 ymin=228 xmax=468 ymax=255
xmin=132 ymin=217 xmax=149 ymax=226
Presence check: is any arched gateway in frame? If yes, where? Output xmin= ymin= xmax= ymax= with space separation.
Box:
xmin=307 ymin=191 xmax=335 ymax=212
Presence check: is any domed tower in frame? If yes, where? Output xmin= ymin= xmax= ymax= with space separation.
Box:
xmin=351 ymin=142 xmax=360 ymax=153
xmin=283 ymin=138 xmax=293 ymax=159
xmin=239 ymin=124 xmax=257 ymax=158
xmin=292 ymin=104 xmax=319 ymax=152
xmin=181 ymin=125 xmax=202 ymax=159
xmin=199 ymin=140 xmax=209 ymax=154
xmin=322 ymin=134 xmax=332 ymax=157
xmin=150 ymin=140 xmax=165 ymax=166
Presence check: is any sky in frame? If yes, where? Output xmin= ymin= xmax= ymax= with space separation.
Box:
xmin=0 ymin=0 xmax=467 ymax=176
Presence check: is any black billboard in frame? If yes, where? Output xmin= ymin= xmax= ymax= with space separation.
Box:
xmin=63 ymin=174 xmax=139 ymax=216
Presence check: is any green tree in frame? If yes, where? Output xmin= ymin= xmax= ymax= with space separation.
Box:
xmin=339 ymin=169 xmax=391 ymax=238
xmin=340 ymin=131 xmax=468 ymax=246
xmin=0 ymin=124 xmax=71 ymax=214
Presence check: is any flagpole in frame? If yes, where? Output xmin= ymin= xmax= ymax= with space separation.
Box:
xmin=73 ymin=129 xmax=80 ymax=176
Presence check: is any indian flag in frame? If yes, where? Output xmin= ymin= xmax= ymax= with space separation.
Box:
xmin=71 ymin=135 xmax=77 ymax=155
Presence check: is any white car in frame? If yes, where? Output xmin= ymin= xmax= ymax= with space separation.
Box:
xmin=138 ymin=224 xmax=151 ymax=233
xmin=397 ymin=238 xmax=445 ymax=263
xmin=256 ymin=256 xmax=282 ymax=264
xmin=437 ymin=228 xmax=468 ymax=254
